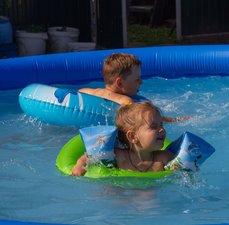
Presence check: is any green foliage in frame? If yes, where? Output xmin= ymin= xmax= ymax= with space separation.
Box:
xmin=0 ymin=0 xmax=12 ymax=8
xmin=25 ymin=25 xmax=46 ymax=33
xmin=0 ymin=0 xmax=12 ymax=16
xmin=128 ymin=25 xmax=177 ymax=46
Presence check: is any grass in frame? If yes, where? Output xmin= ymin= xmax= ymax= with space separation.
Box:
xmin=127 ymin=24 xmax=177 ymax=46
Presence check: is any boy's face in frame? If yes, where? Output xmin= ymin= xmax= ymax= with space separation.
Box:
xmin=120 ymin=65 xmax=142 ymax=96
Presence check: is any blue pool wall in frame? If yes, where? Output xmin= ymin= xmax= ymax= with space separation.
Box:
xmin=1 ymin=44 xmax=229 ymax=90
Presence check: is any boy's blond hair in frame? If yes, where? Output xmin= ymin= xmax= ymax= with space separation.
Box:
xmin=116 ymin=102 xmax=161 ymax=146
xmin=102 ymin=53 xmax=141 ymax=85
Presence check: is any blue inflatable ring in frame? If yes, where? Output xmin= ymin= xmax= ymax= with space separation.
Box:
xmin=19 ymin=83 xmax=119 ymax=127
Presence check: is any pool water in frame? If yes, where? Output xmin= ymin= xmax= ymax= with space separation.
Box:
xmin=0 ymin=76 xmax=229 ymax=225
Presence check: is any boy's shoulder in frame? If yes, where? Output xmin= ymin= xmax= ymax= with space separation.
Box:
xmin=78 ymin=87 xmax=133 ymax=105
xmin=78 ymin=87 xmax=99 ymax=95
xmin=116 ymin=95 xmax=133 ymax=105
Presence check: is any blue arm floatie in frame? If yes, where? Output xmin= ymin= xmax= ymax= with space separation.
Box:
xmin=165 ymin=132 xmax=215 ymax=171
xmin=79 ymin=125 xmax=117 ymax=163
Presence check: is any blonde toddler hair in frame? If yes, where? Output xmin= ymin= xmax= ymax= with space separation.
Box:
xmin=116 ymin=102 xmax=161 ymax=147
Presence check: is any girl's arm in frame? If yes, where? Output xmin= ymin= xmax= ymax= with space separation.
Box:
xmin=154 ymin=150 xmax=175 ymax=171
xmin=71 ymin=154 xmax=87 ymax=176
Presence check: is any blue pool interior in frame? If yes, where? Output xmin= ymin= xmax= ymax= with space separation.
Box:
xmin=1 ymin=45 xmax=229 ymax=225
xmin=0 ymin=75 xmax=229 ymax=225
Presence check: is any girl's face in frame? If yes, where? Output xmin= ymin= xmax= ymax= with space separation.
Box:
xmin=120 ymin=65 xmax=142 ymax=96
xmin=135 ymin=111 xmax=166 ymax=152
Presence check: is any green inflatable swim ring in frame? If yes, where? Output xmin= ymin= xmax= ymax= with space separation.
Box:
xmin=56 ymin=134 xmax=173 ymax=179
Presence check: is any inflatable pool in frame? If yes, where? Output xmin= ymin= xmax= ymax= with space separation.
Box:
xmin=0 ymin=44 xmax=227 ymax=225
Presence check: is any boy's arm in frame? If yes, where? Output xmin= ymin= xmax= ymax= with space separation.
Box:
xmin=162 ymin=116 xmax=191 ymax=122
xmin=71 ymin=154 xmax=87 ymax=176
xmin=79 ymin=87 xmax=134 ymax=105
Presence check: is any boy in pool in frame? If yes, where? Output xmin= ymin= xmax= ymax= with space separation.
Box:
xmin=79 ymin=52 xmax=190 ymax=122
xmin=78 ymin=53 xmax=141 ymax=105
xmin=72 ymin=102 xmax=174 ymax=176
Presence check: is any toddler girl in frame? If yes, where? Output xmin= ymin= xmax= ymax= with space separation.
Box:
xmin=72 ymin=102 xmax=174 ymax=176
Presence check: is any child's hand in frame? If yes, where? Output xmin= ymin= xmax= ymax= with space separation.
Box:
xmin=162 ymin=116 xmax=192 ymax=122
xmin=153 ymin=162 xmax=166 ymax=172
xmin=71 ymin=164 xmax=86 ymax=176
xmin=71 ymin=154 xmax=87 ymax=176
xmin=174 ymin=116 xmax=192 ymax=122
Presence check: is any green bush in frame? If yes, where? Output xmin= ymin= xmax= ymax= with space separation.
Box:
xmin=128 ymin=25 xmax=177 ymax=46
